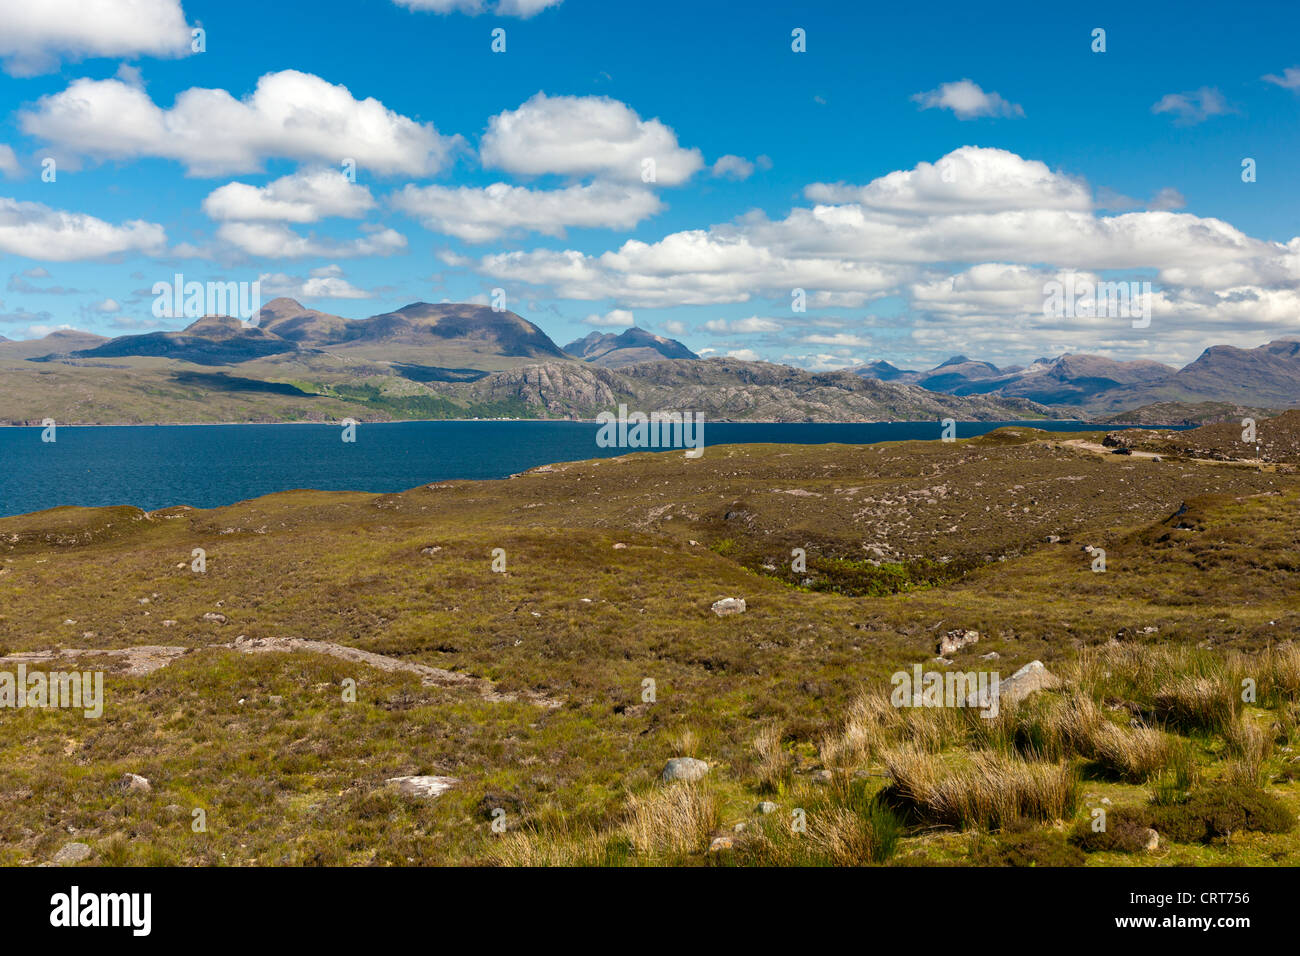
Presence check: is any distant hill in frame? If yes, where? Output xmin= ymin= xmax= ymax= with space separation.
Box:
xmin=858 ymin=352 xmax=1177 ymax=406
xmin=563 ymin=328 xmax=697 ymax=368
xmin=0 ymin=330 xmax=109 ymax=360
xmin=55 ymin=315 xmax=296 ymax=366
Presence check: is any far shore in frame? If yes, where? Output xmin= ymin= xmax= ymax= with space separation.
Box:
xmin=0 ymin=417 xmax=1089 ymax=428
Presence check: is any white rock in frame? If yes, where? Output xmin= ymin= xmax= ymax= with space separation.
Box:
xmin=386 ymin=775 xmax=460 ymax=799
xmin=53 ymin=842 xmax=92 ymax=865
xmin=711 ymin=597 xmax=746 ymax=616
xmin=121 ymin=773 xmax=151 ymax=793
xmin=661 ymin=757 xmax=709 ymax=783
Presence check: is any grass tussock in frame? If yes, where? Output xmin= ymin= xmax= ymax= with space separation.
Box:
xmin=880 ymin=745 xmax=1078 ymax=830
xmin=624 ymin=782 xmax=720 ymax=859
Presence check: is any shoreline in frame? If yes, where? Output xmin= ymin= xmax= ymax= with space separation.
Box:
xmin=0 ymin=417 xmax=1091 ymax=428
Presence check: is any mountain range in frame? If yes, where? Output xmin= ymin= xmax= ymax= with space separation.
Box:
xmin=853 ymin=342 xmax=1300 ymax=416
xmin=1 ymin=296 xmax=1297 ymax=425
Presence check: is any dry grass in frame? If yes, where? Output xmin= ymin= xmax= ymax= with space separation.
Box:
xmin=881 ymin=745 xmax=1078 ymax=829
xmin=752 ymin=724 xmax=794 ymax=793
xmin=624 ymin=782 xmax=719 ymax=859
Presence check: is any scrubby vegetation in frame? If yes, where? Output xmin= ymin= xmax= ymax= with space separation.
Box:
xmin=2 ymin=427 xmax=1299 ymax=866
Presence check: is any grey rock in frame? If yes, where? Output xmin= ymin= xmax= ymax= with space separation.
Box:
xmin=711 ymin=597 xmax=746 ymax=616
xmin=937 ymin=629 xmax=980 ymax=656
xmin=53 ymin=842 xmax=92 ymax=865
xmin=708 ymin=835 xmax=735 ymax=853
xmin=661 ymin=757 xmax=709 ymax=783
xmin=756 ymin=801 xmax=778 ymax=815
xmin=202 ymin=612 xmax=227 ymax=624
xmin=121 ymin=773 xmax=151 ymax=793
xmin=999 ymin=660 xmax=1062 ymax=705
xmin=1143 ymin=828 xmax=1160 ymax=851
xmin=386 ymin=775 xmax=460 ymax=798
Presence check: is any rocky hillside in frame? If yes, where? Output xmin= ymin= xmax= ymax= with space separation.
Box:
xmin=444 ymin=358 xmax=1061 ymax=422
xmin=563 ymin=328 xmax=698 ymax=368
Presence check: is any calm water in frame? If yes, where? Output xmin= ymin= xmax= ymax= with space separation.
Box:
xmin=0 ymin=420 xmax=1128 ymax=518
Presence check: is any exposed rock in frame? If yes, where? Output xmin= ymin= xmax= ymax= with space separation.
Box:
xmin=810 ymin=769 xmax=833 ymax=784
xmin=756 ymin=801 xmax=778 ymax=815
xmin=999 ymin=660 xmax=1063 ymax=705
xmin=1143 ymin=828 xmax=1160 ymax=852
xmin=711 ymin=597 xmax=746 ymax=616
xmin=386 ymin=775 xmax=460 ymax=798
xmin=121 ymin=773 xmax=151 ymax=793
xmin=661 ymin=757 xmax=709 ymax=783
xmin=708 ymin=835 xmax=735 ymax=853
xmin=52 ymin=842 xmax=92 ymax=865
xmin=202 ymin=612 xmax=227 ymax=624
xmin=938 ymin=629 xmax=980 ymax=656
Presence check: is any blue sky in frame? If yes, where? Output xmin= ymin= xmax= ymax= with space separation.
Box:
xmin=1 ymin=0 xmax=1298 ymax=369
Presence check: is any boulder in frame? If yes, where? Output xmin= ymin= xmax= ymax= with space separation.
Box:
xmin=999 ymin=660 xmax=1062 ymax=705
xmin=937 ymin=629 xmax=980 ymax=656
xmin=711 ymin=597 xmax=746 ymax=616
xmin=121 ymin=773 xmax=151 ymax=793
xmin=386 ymin=775 xmax=460 ymax=798
xmin=661 ymin=757 xmax=709 ymax=783
xmin=52 ymin=842 xmax=92 ymax=865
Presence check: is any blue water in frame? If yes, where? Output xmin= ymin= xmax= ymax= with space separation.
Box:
xmin=0 ymin=420 xmax=1133 ymax=518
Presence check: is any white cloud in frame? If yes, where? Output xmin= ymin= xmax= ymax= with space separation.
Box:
xmin=0 ymin=146 xmax=20 ymax=179
xmin=459 ymin=145 xmax=1300 ymax=363
xmin=393 ymin=0 xmax=561 ymax=15
xmin=704 ymin=316 xmax=781 ymax=334
xmin=725 ymin=348 xmax=760 ymax=361
xmin=0 ymin=196 xmax=166 ymax=261
xmin=911 ymin=79 xmax=1024 ymax=119
xmin=800 ymin=332 xmax=873 ymax=347
xmin=582 ymin=308 xmax=635 ymax=328
xmin=711 ymin=155 xmax=755 ymax=180
xmin=480 ymin=93 xmax=703 ymax=185
xmin=90 ymin=298 xmax=121 ymax=313
xmin=216 ymin=222 xmax=407 ymax=259
xmin=391 ymin=181 xmax=661 ymax=241
xmin=259 ymin=266 xmax=373 ymax=299
xmin=1151 ymin=87 xmax=1234 ymax=125
xmin=1263 ymin=67 xmax=1300 ymax=91
xmin=203 ymin=169 xmax=375 ymax=222
xmin=805 ymin=146 xmax=1089 ymax=213
xmin=20 ymin=71 xmax=460 ymax=177
xmin=0 ymin=0 xmax=191 ymax=76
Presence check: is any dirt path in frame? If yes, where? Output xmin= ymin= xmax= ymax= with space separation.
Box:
xmin=1054 ymin=438 xmax=1264 ymax=468
xmin=0 ymin=638 xmax=561 ymax=708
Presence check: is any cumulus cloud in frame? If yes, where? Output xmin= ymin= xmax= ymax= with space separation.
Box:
xmin=480 ymin=93 xmax=703 ymax=185
xmin=20 ymin=71 xmax=460 ymax=177
xmin=1151 ymin=87 xmax=1234 ymax=125
xmin=215 ymin=222 xmax=407 ymax=259
xmin=259 ymin=265 xmax=373 ymax=299
xmin=0 ymin=197 xmax=166 ymax=261
xmin=582 ymin=308 xmax=635 ymax=328
xmin=0 ymin=146 xmax=20 ymax=179
xmin=0 ymin=0 xmax=192 ymax=76
xmin=458 ymin=145 xmax=1300 ymax=363
xmin=806 ymin=146 xmax=1089 ymax=213
xmin=711 ymin=155 xmax=755 ymax=180
xmin=203 ymin=169 xmax=375 ymax=222
xmin=704 ymin=316 xmax=781 ymax=334
xmin=391 ymin=181 xmax=661 ymax=241
xmin=911 ymin=79 xmax=1024 ymax=119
